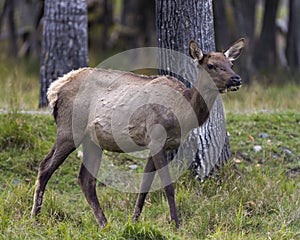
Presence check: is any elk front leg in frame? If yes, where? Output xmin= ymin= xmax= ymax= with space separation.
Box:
xmin=152 ymin=150 xmax=179 ymax=228
xmin=78 ymin=137 xmax=107 ymax=228
xmin=133 ymin=156 xmax=156 ymax=222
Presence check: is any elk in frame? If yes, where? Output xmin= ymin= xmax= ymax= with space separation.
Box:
xmin=31 ymin=39 xmax=245 ymax=228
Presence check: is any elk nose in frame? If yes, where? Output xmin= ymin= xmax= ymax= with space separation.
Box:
xmin=231 ymin=76 xmax=242 ymax=86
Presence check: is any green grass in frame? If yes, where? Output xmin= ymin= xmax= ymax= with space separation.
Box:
xmin=0 ymin=57 xmax=40 ymax=110
xmin=222 ymin=81 xmax=300 ymax=113
xmin=0 ymin=57 xmax=299 ymax=239
xmin=0 ymin=112 xmax=299 ymax=239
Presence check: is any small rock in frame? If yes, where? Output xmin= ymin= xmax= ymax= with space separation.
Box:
xmin=259 ymin=133 xmax=269 ymax=139
xmin=253 ymin=145 xmax=262 ymax=152
xmin=12 ymin=180 xmax=19 ymax=185
xmin=283 ymin=148 xmax=292 ymax=155
xmin=129 ymin=164 xmax=138 ymax=170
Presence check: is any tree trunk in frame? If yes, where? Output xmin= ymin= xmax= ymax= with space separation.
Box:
xmin=19 ymin=0 xmax=44 ymax=58
xmin=230 ymin=0 xmax=257 ymax=84
xmin=101 ymin=0 xmax=113 ymax=49
xmin=121 ymin=0 xmax=155 ymax=48
xmin=213 ymin=0 xmax=230 ymax=51
xmin=7 ymin=0 xmax=17 ymax=57
xmin=39 ymin=0 xmax=88 ymax=108
xmin=139 ymin=1 xmax=156 ymax=46
xmin=286 ymin=0 xmax=300 ymax=71
xmin=0 ymin=0 xmax=9 ymax=37
xmin=254 ymin=0 xmax=280 ymax=70
xmin=156 ymin=0 xmax=231 ymax=180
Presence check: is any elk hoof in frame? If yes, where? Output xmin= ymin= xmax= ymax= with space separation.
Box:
xmin=170 ymin=218 xmax=180 ymax=228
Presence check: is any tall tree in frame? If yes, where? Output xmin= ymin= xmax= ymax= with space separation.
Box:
xmin=156 ymin=0 xmax=231 ymax=179
xmin=254 ymin=0 xmax=280 ymax=70
xmin=0 ymin=0 xmax=18 ymax=57
xmin=213 ymin=0 xmax=230 ymax=51
xmin=230 ymin=0 xmax=257 ymax=84
xmin=100 ymin=0 xmax=113 ymax=49
xmin=19 ymin=0 xmax=44 ymax=58
xmin=121 ymin=0 xmax=156 ymax=48
xmin=39 ymin=0 xmax=88 ymax=107
xmin=286 ymin=0 xmax=300 ymax=71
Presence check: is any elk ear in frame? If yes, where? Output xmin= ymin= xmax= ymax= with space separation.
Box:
xmin=224 ymin=38 xmax=246 ymax=62
xmin=189 ymin=40 xmax=204 ymax=61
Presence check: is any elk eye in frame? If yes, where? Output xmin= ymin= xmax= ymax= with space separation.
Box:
xmin=207 ymin=64 xmax=214 ymax=70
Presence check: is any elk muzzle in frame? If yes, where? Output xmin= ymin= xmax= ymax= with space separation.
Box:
xmin=226 ymin=75 xmax=242 ymax=92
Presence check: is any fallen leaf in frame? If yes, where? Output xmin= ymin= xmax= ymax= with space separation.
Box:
xmin=233 ymin=158 xmax=242 ymax=164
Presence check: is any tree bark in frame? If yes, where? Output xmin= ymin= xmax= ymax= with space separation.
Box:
xmin=121 ymin=0 xmax=156 ymax=48
xmin=39 ymin=0 xmax=88 ymax=108
xmin=286 ymin=0 xmax=300 ymax=71
xmin=230 ymin=0 xmax=257 ymax=84
xmin=156 ymin=0 xmax=231 ymax=180
xmin=254 ymin=0 xmax=280 ymax=70
xmin=0 ymin=0 xmax=9 ymax=38
xmin=7 ymin=0 xmax=18 ymax=57
xmin=19 ymin=0 xmax=44 ymax=58
xmin=101 ymin=0 xmax=113 ymax=49
xmin=213 ymin=0 xmax=230 ymax=51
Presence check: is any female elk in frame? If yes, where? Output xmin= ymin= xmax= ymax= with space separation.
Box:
xmin=31 ymin=39 xmax=245 ymax=228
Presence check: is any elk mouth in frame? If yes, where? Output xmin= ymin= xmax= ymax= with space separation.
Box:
xmin=220 ymin=84 xmax=242 ymax=93
xmin=224 ymin=76 xmax=243 ymax=93
xmin=228 ymin=84 xmax=241 ymax=91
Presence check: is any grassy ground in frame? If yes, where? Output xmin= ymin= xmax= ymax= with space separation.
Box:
xmin=0 ymin=59 xmax=299 ymax=239
xmin=0 ymin=57 xmax=40 ymax=110
xmin=0 ymin=112 xmax=299 ymax=239
xmin=222 ymin=81 xmax=300 ymax=113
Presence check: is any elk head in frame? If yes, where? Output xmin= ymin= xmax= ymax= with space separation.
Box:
xmin=189 ymin=38 xmax=245 ymax=93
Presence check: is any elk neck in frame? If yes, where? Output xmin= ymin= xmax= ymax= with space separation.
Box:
xmin=185 ymin=69 xmax=219 ymax=128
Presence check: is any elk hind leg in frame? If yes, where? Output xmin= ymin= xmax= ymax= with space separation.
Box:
xmin=132 ymin=156 xmax=156 ymax=222
xmin=31 ymin=136 xmax=76 ymax=217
